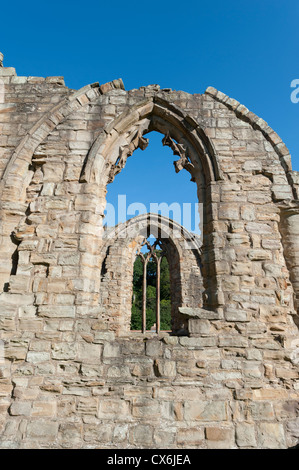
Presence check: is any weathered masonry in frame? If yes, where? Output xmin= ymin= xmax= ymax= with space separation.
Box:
xmin=0 ymin=53 xmax=299 ymax=449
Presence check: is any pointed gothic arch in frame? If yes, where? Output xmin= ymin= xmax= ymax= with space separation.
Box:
xmin=79 ymin=96 xmax=222 ymax=188
xmin=100 ymin=213 xmax=203 ymax=335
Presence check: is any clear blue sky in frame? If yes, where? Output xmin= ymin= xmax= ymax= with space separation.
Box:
xmin=1 ymin=0 xmax=298 ymax=229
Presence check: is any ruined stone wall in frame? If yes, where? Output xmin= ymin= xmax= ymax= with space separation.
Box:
xmin=0 ymin=56 xmax=299 ymax=448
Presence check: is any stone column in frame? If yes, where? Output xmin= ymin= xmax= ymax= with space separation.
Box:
xmin=279 ymin=205 xmax=299 ymax=321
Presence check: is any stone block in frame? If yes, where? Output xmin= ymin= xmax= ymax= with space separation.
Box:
xmin=132 ymin=398 xmax=160 ymax=418
xmin=154 ymin=359 xmax=176 ymax=377
xmin=0 ymin=317 xmax=16 ymax=331
xmin=93 ymin=331 xmax=115 ymax=342
xmin=179 ymin=337 xmax=217 ymax=347
xmin=271 ymin=185 xmax=292 ymax=201
xmin=176 ymin=427 xmax=205 ymax=446
xmin=226 ymin=233 xmax=250 ymax=246
xmin=211 ymin=371 xmax=242 ymax=380
xmin=184 ymin=401 xmax=227 ymax=421
xmin=188 ymin=319 xmax=211 ymax=335
xmin=261 ymin=238 xmax=281 ymax=250
xmin=31 ymin=401 xmax=57 ymax=417
xmin=252 ymin=389 xmax=289 ymax=400
xmin=154 ymin=428 xmax=176 ymax=446
xmin=79 ymin=364 xmax=103 ymax=377
xmin=231 ymin=262 xmax=252 ymax=276
xmin=248 ymin=249 xmax=272 ymax=261
xmin=205 ymin=426 xmax=235 ymax=449
xmin=58 ymin=423 xmax=82 ymax=448
xmin=286 ymin=418 xmax=299 ymax=439
xmin=77 ymin=343 xmax=102 ymax=363
xmin=58 ymin=252 xmax=80 ymax=266
xmin=219 ymin=335 xmax=248 ymax=348
xmin=19 ymin=319 xmax=44 ymax=331
xmin=52 ymin=342 xmax=77 ymax=360
xmin=236 ymin=423 xmax=257 ymax=447
xmin=42 ymin=163 xmax=65 ymax=182
xmin=0 ymin=303 xmax=18 ymax=316
xmin=241 ymin=205 xmax=256 ymax=221
xmin=222 ymin=275 xmax=240 ymax=291
xmin=219 ymin=204 xmax=240 ymax=220
xmin=162 ymin=336 xmax=178 ymax=346
xmin=12 ymin=384 xmax=38 ymax=401
xmin=243 ymin=160 xmax=262 ymax=172
xmin=113 ymin=424 xmax=129 ymax=443
xmin=107 ymin=365 xmax=131 ymax=378
xmin=193 ymin=348 xmax=221 ymax=361
xmin=26 ymin=420 xmax=59 ymax=440
xmin=9 ymin=401 xmax=32 ymax=416
xmin=145 ymin=339 xmax=163 ymax=357
xmin=103 ymin=343 xmax=120 ymax=358
xmin=38 ymin=306 xmax=75 ymax=318
xmin=247 ymin=192 xmax=272 ymax=205
xmin=26 ymin=351 xmax=51 ymax=363
xmin=0 ymin=67 xmax=16 ymax=76
xmin=98 ymin=399 xmax=130 ymax=419
xmin=131 ymin=363 xmax=153 ymax=377
xmin=275 ymin=367 xmax=298 ymax=379
xmin=214 ymin=260 xmax=230 ymax=274
xmin=248 ymin=401 xmax=275 ymax=420
xmin=245 ymin=222 xmax=272 ymax=234
xmin=178 ymin=307 xmax=221 ymax=319
xmin=0 ymin=382 xmax=13 ymax=397
xmin=224 ymin=308 xmax=249 ymax=322
xmin=129 ymin=424 xmax=153 ymax=446
xmin=29 ymin=340 xmax=51 ymax=352
xmin=0 ymin=293 xmax=34 ymax=306
xmin=9 ymin=275 xmax=31 ymax=293
xmin=257 ymin=423 xmax=286 ymax=449
xmin=54 ymin=294 xmax=75 ymax=305
xmin=243 ymin=362 xmax=263 ymax=379
xmin=77 ymin=397 xmax=98 ymax=415
xmin=84 ymin=424 xmax=113 ymax=443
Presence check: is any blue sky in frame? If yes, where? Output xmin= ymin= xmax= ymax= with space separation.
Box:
xmin=1 ymin=0 xmax=298 ymax=229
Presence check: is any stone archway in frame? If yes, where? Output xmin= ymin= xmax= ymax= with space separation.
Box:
xmin=76 ymin=97 xmax=223 ymax=312
xmin=0 ymin=79 xmax=124 ymax=290
xmin=100 ymin=213 xmax=203 ymax=335
xmin=79 ymin=96 xmax=222 ymax=186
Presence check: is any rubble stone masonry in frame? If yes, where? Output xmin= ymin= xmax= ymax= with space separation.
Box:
xmin=0 ymin=54 xmax=298 ymax=448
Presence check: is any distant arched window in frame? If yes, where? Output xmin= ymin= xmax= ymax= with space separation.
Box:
xmin=131 ymin=237 xmax=170 ymax=334
xmin=100 ymin=214 xmax=203 ymax=336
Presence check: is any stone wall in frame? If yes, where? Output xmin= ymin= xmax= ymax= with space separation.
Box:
xmin=0 ymin=54 xmax=298 ymax=448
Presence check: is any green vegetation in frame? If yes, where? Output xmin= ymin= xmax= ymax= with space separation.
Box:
xmin=130 ymin=253 xmax=171 ymax=330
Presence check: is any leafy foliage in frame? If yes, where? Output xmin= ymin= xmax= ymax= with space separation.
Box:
xmin=131 ymin=251 xmax=171 ymax=331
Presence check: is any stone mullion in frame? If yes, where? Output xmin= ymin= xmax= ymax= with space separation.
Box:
xmin=141 ymin=257 xmax=148 ymax=334
xmin=155 ymin=256 xmax=162 ymax=334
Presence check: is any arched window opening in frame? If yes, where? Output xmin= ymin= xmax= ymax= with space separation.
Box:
xmin=100 ymin=213 xmax=203 ymax=336
xmin=98 ymin=120 xmax=208 ymax=335
xmin=103 ymin=131 xmax=201 ymax=237
xmin=131 ymin=237 xmax=171 ymax=333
